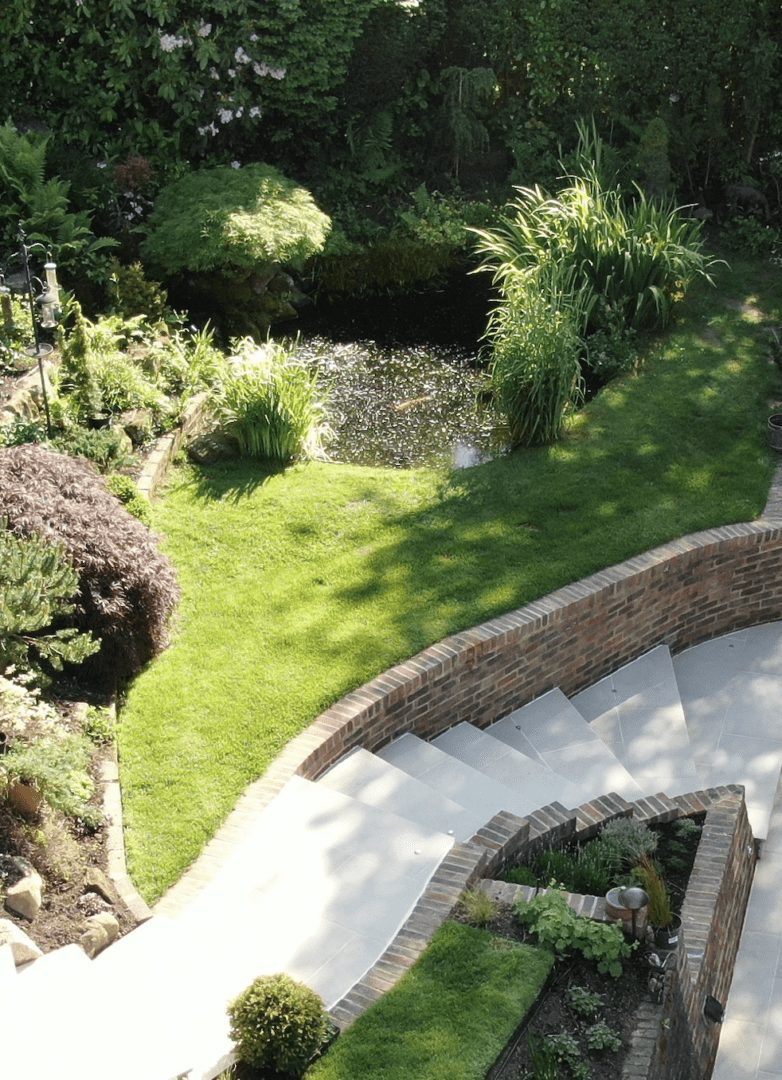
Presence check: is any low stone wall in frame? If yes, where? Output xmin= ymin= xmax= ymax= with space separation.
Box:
xmin=650 ymin=791 xmax=755 ymax=1079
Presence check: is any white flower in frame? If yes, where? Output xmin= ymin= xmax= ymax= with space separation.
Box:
xmin=249 ymin=105 xmax=262 ymax=119
xmin=235 ymin=46 xmax=251 ymax=65
xmin=217 ymin=108 xmax=234 ymax=124
xmin=235 ymin=106 xmax=244 ymax=118
xmin=209 ymin=68 xmax=220 ymax=80
xmin=249 ymin=33 xmax=259 ymax=42
xmin=96 ymin=161 xmax=108 ymax=169
xmin=227 ymin=68 xmax=237 ymax=78
xmin=270 ymin=66 xmax=286 ymax=80
xmin=253 ymin=61 xmax=268 ymax=77
xmin=231 ymin=160 xmax=242 ymax=169
xmin=197 ymin=22 xmax=212 ymax=37
xmin=669 ymin=92 xmax=680 ymax=104
xmin=159 ymin=32 xmax=188 ymax=52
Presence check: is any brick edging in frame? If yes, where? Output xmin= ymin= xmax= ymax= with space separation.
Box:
xmin=136 ymin=392 xmax=208 ymax=501
xmin=96 ymin=704 xmax=152 ymax=924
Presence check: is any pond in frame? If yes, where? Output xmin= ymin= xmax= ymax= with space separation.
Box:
xmin=280 ymin=273 xmax=508 ymax=470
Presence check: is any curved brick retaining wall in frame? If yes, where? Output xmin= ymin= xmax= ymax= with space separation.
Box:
xmin=260 ymin=518 xmax=782 ymax=798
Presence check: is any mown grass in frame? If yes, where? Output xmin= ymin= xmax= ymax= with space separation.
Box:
xmin=120 ymin=256 xmax=782 ymax=901
xmin=307 ymin=921 xmax=554 ymax=1079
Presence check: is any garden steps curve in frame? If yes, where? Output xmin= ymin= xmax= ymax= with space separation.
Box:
xmin=486 ymin=687 xmax=645 ymax=804
xmin=9 ymin=628 xmax=782 ymax=1078
xmin=432 ymin=720 xmax=583 ymax=812
xmin=570 ymin=644 xmax=700 ymax=799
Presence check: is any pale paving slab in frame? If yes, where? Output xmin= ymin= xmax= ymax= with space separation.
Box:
xmin=433 ymin=721 xmax=582 ymax=812
xmin=571 ymin=645 xmax=698 ymax=797
xmin=489 ymin=688 xmax=644 ymax=803
xmin=319 ymin=746 xmax=477 ymax=840
xmin=378 ymin=731 xmax=548 ymax=821
xmin=674 ymin=623 xmax=782 ymax=839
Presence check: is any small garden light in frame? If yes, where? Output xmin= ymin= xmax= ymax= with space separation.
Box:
xmin=0 ymin=227 xmax=61 ymax=436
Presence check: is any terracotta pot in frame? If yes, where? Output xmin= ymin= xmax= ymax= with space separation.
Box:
xmin=7 ymin=781 xmax=43 ymax=818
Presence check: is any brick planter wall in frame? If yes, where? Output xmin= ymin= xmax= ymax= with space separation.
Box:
xmin=650 ymin=792 xmax=755 ymax=1079
xmin=258 ymin=520 xmax=782 ymax=796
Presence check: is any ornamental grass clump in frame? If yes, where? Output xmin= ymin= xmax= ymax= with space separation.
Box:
xmin=0 ymin=445 xmax=179 ymax=684
xmin=215 ymin=339 xmax=329 ymax=462
xmin=485 ymin=273 xmax=584 ymax=447
xmin=228 ymin=972 xmax=330 ymax=1076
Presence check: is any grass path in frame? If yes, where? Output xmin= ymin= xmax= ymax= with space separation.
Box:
xmin=120 ymin=257 xmax=781 ymax=902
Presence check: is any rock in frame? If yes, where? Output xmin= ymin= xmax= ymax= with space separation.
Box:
xmin=5 ymin=869 xmax=43 ymax=920
xmin=187 ymin=431 xmax=239 ymax=465
xmin=0 ymin=919 xmax=43 ymax=965
xmin=80 ymin=924 xmax=109 ymax=959
xmin=77 ymin=892 xmax=112 ymax=917
xmin=87 ymin=912 xmax=119 ymax=946
xmin=84 ymin=867 xmax=120 ymax=906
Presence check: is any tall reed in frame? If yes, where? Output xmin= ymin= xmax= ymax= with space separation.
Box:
xmin=215 ymin=339 xmax=328 ymax=462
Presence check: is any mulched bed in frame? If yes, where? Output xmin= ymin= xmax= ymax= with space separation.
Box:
xmin=0 ymin=733 xmax=138 ymax=953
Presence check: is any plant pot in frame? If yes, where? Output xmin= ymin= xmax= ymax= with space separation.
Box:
xmin=769 ymin=414 xmax=782 ymax=451
xmin=7 ymin=781 xmax=43 ymax=818
xmin=87 ymin=412 xmax=112 ymax=430
xmin=653 ymin=914 xmax=681 ymax=950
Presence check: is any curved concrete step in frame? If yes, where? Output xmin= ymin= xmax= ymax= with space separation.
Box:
xmin=571 ymin=645 xmax=698 ymax=798
xmin=489 ymin=688 xmax=645 ymax=804
xmin=674 ymin=623 xmax=782 ymax=840
xmin=378 ymin=732 xmax=544 ymax=823
xmin=319 ymin=746 xmax=478 ymax=840
xmin=432 ymin=721 xmax=582 ymax=813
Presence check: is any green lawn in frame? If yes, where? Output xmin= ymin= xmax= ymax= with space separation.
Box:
xmin=307 ymin=921 xmax=554 ymax=1079
xmin=120 ymin=257 xmax=781 ymax=902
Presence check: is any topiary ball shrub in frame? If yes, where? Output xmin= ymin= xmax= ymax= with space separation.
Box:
xmin=228 ymin=972 xmax=330 ymax=1076
xmin=141 ymin=164 xmax=331 ymax=276
xmin=0 ymin=445 xmax=179 ymax=685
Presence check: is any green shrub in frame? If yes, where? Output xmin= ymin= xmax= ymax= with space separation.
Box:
xmin=486 ymin=274 xmax=583 ymax=447
xmin=565 ymin=985 xmax=604 ymax=1020
xmin=141 ymin=164 xmax=331 ymax=276
xmin=82 ymin=704 xmax=115 ymax=745
xmin=504 ymin=865 xmax=539 ymax=887
xmin=0 ymin=417 xmax=47 ymax=448
xmin=214 ymin=339 xmax=328 ymax=462
xmin=585 ymin=1020 xmax=621 ymax=1054
xmin=0 ymin=123 xmax=116 ymax=284
xmin=109 ymin=259 xmax=169 ymax=322
xmin=0 ymin=731 xmax=98 ymax=823
xmin=50 ymin=427 xmax=135 ymax=473
xmin=596 ymin=817 xmax=657 ymax=871
xmin=514 ymin=889 xmax=633 ymax=977
xmin=0 ymin=445 xmax=179 ymax=684
xmin=0 ymin=293 xmax=34 ymax=371
xmin=0 ymin=522 xmax=99 ymax=680
xmin=105 ymin=474 xmax=151 ymax=526
xmin=533 ymin=842 xmax=616 ymax=896
xmin=545 ymin=1032 xmax=588 ymax=1078
xmin=227 ymin=972 xmax=329 ymax=1075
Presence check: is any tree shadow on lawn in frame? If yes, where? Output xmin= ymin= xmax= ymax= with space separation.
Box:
xmin=183 ymin=457 xmax=287 ymax=503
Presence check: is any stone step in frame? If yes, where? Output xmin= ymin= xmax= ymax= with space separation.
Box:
xmin=319 ymin=746 xmax=479 ymax=841
xmin=571 ymin=645 xmax=698 ymax=798
xmin=673 ymin=623 xmax=782 ymax=840
xmin=488 ymin=688 xmax=645 ymax=805
xmin=378 ymin=731 xmax=545 ymax=824
xmin=432 ymin=721 xmax=582 ymax=814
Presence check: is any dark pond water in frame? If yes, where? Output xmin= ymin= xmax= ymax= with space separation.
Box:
xmin=283 ymin=273 xmax=508 ymax=469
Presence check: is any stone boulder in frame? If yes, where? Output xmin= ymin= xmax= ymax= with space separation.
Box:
xmin=0 ymin=919 xmax=43 ymax=965
xmin=80 ymin=912 xmax=119 ymax=958
xmin=83 ymin=866 xmax=120 ymax=907
xmin=187 ymin=431 xmax=239 ymax=465
xmin=5 ymin=870 xmax=43 ymax=920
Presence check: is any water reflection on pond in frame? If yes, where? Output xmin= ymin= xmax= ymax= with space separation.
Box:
xmin=291 ymin=336 xmax=506 ymax=470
